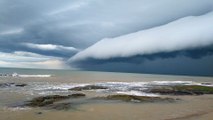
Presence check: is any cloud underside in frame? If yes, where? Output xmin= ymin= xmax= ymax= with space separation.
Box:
xmin=70 ymin=46 xmax=213 ymax=76
xmin=74 ymin=55 xmax=213 ymax=76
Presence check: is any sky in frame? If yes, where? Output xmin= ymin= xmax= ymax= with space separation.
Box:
xmin=0 ymin=0 xmax=213 ymax=76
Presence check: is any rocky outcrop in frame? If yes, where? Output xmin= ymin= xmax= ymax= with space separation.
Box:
xmin=69 ymin=85 xmax=108 ymax=91
xmin=147 ymin=85 xmax=213 ymax=95
xmin=97 ymin=94 xmax=175 ymax=103
xmin=15 ymin=84 xmax=27 ymax=87
xmin=25 ymin=93 xmax=85 ymax=107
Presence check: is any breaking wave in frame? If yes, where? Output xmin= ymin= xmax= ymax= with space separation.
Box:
xmin=1 ymin=81 xmax=211 ymax=96
xmin=0 ymin=72 xmax=52 ymax=78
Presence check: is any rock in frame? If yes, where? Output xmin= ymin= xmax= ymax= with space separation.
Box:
xmin=26 ymin=93 xmax=86 ymax=107
xmin=69 ymin=85 xmax=108 ymax=91
xmin=201 ymin=82 xmax=212 ymax=85
xmin=36 ymin=112 xmax=42 ymax=115
xmin=0 ymin=83 xmax=27 ymax=88
xmin=15 ymin=84 xmax=27 ymax=87
xmin=98 ymin=94 xmax=175 ymax=103
xmin=174 ymin=85 xmax=213 ymax=94
xmin=68 ymin=93 xmax=86 ymax=97
xmin=148 ymin=87 xmax=195 ymax=95
xmin=147 ymin=85 xmax=213 ymax=95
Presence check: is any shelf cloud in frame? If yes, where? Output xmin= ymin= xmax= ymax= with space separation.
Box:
xmin=70 ymin=11 xmax=213 ymax=62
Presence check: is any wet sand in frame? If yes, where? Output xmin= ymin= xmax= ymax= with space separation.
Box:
xmin=0 ymin=95 xmax=213 ymax=120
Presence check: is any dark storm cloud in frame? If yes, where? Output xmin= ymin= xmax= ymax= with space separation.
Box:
xmin=1 ymin=0 xmax=213 ymax=72
xmin=71 ymin=45 xmax=213 ymax=65
xmin=1 ymin=0 xmax=213 ymax=51
xmin=71 ymin=51 xmax=213 ymax=76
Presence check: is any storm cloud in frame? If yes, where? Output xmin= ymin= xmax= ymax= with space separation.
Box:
xmin=70 ymin=11 xmax=213 ymax=61
xmin=0 ymin=0 xmax=213 ymax=74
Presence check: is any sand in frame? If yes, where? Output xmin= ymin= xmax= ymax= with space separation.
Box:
xmin=0 ymin=95 xmax=212 ymax=120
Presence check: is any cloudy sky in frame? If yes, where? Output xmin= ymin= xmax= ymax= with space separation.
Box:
xmin=0 ymin=0 xmax=213 ymax=76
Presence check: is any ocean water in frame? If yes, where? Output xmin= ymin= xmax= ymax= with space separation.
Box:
xmin=0 ymin=67 xmax=213 ymax=120
xmin=0 ymin=67 xmax=212 ymax=96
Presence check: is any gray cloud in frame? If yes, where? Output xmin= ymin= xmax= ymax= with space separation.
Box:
xmin=1 ymin=0 xmax=213 ymax=71
xmin=1 ymin=0 xmax=213 ymax=49
xmin=0 ymin=51 xmax=69 ymax=69
xmin=72 ymin=55 xmax=213 ymax=76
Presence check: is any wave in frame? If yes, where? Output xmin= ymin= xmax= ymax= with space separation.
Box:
xmin=17 ymin=74 xmax=52 ymax=78
xmin=11 ymin=73 xmax=52 ymax=78
xmin=0 ymin=72 xmax=52 ymax=78
xmin=1 ymin=81 xmax=212 ymax=96
xmin=29 ymin=81 xmax=213 ymax=95
xmin=116 ymin=91 xmax=159 ymax=97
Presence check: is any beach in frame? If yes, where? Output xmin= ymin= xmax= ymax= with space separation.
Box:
xmin=0 ymin=68 xmax=213 ymax=120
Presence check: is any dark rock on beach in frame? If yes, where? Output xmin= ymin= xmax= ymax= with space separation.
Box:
xmin=201 ymin=82 xmax=212 ymax=85
xmin=97 ymin=94 xmax=175 ymax=103
xmin=0 ymin=83 xmax=27 ymax=88
xmin=69 ymin=85 xmax=108 ymax=91
xmin=26 ymin=93 xmax=86 ymax=107
xmin=15 ymin=83 xmax=27 ymax=87
xmin=147 ymin=85 xmax=213 ymax=95
xmin=36 ymin=112 xmax=42 ymax=115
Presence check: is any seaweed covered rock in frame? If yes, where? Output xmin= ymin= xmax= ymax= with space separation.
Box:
xmin=69 ymin=85 xmax=108 ymax=91
xmin=26 ymin=93 xmax=85 ymax=107
xmin=98 ymin=94 xmax=175 ymax=103
xmin=148 ymin=85 xmax=213 ymax=95
xmin=174 ymin=85 xmax=213 ymax=94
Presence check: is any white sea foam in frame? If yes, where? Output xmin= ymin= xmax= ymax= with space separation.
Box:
xmin=0 ymin=72 xmax=52 ymax=78
xmin=18 ymin=74 xmax=52 ymax=78
xmin=2 ymin=81 xmax=211 ymax=96
xmin=150 ymin=81 xmax=213 ymax=86
xmin=116 ymin=91 xmax=159 ymax=97
xmin=150 ymin=81 xmax=194 ymax=85
xmin=29 ymin=81 xmax=213 ymax=95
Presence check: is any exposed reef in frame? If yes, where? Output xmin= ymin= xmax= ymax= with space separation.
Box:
xmin=25 ymin=93 xmax=86 ymax=108
xmin=17 ymin=84 xmax=213 ymax=111
xmin=97 ymin=94 xmax=176 ymax=103
xmin=147 ymin=85 xmax=213 ymax=95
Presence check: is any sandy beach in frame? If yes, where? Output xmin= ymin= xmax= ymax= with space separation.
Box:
xmin=0 ymin=95 xmax=212 ymax=120
xmin=0 ymin=69 xmax=213 ymax=120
